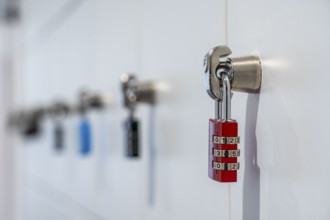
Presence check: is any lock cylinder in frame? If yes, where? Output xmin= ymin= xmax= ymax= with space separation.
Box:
xmin=230 ymin=56 xmax=262 ymax=93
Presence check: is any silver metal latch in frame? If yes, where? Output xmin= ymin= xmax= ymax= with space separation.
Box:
xmin=204 ymin=45 xmax=262 ymax=100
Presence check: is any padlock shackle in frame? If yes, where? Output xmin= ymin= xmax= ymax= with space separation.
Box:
xmin=221 ymin=73 xmax=231 ymax=121
xmin=215 ymin=100 xmax=222 ymax=120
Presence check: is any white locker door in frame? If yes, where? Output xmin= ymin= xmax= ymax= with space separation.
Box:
xmin=228 ymin=1 xmax=330 ymax=220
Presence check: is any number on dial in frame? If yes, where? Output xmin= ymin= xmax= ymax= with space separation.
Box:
xmin=213 ymin=136 xmax=240 ymax=144
xmin=213 ymin=149 xmax=240 ymax=157
xmin=213 ymin=162 xmax=240 ymax=171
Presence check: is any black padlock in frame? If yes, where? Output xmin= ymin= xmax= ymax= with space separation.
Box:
xmin=49 ymin=102 xmax=69 ymax=152
xmin=54 ymin=122 xmax=64 ymax=151
xmin=124 ymin=117 xmax=140 ymax=157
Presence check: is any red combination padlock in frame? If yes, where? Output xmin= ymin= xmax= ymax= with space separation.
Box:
xmin=204 ymin=45 xmax=262 ymax=183
xmin=209 ymin=118 xmax=239 ymax=182
xmin=208 ymin=73 xmax=240 ymax=183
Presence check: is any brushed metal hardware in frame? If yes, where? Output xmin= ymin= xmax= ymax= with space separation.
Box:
xmin=204 ymin=45 xmax=262 ymax=100
xmin=9 ymin=90 xmax=110 ymax=137
xmin=121 ymin=74 xmax=157 ymax=111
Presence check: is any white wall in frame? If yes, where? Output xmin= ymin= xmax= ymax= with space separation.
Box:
xmin=15 ymin=0 xmax=330 ymax=220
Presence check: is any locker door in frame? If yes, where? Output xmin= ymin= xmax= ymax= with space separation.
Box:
xmin=228 ymin=1 xmax=330 ymax=220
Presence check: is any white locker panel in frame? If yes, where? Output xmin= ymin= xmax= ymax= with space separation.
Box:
xmin=14 ymin=0 xmax=330 ymax=220
xmin=228 ymin=0 xmax=330 ymax=220
xmin=17 ymin=0 xmax=241 ymax=220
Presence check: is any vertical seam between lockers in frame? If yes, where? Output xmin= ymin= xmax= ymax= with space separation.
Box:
xmin=225 ymin=0 xmax=228 ymax=45
xmin=225 ymin=1 xmax=232 ymax=219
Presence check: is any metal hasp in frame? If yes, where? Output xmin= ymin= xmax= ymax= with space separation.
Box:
xmin=121 ymin=74 xmax=157 ymax=158
xmin=204 ymin=45 xmax=262 ymax=98
xmin=8 ymin=90 xmax=109 ymax=139
xmin=204 ymin=45 xmax=261 ymax=183
xmin=121 ymin=74 xmax=157 ymax=109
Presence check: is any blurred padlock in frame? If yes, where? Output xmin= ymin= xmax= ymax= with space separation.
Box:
xmin=78 ymin=91 xmax=92 ymax=156
xmin=49 ymin=102 xmax=69 ymax=151
xmin=124 ymin=117 xmax=140 ymax=157
xmin=79 ymin=117 xmax=92 ymax=155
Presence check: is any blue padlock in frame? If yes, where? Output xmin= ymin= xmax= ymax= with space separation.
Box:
xmin=79 ymin=117 xmax=92 ymax=155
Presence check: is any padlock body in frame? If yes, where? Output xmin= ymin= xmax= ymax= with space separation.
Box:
xmin=124 ymin=118 xmax=140 ymax=157
xmin=209 ymin=119 xmax=239 ymax=182
xmin=54 ymin=123 xmax=64 ymax=151
xmin=79 ymin=118 xmax=92 ymax=155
